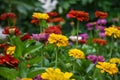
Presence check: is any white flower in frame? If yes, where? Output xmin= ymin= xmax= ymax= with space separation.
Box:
xmin=0 ymin=27 xmax=7 ymax=39
xmin=39 ymin=0 xmax=58 ymax=12
xmin=69 ymin=36 xmax=82 ymax=42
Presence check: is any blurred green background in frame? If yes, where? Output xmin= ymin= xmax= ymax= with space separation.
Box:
xmin=0 ymin=0 xmax=120 ymax=35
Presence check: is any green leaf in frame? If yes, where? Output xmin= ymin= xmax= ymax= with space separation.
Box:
xmin=27 ymin=56 xmax=41 ymax=65
xmin=62 ymin=2 xmax=70 ymax=9
xmin=0 ymin=67 xmax=18 ymax=80
xmin=41 ymin=20 xmax=48 ymax=28
xmin=23 ymin=43 xmax=43 ymax=55
xmin=13 ymin=36 xmax=24 ymax=58
xmin=86 ymin=64 xmax=95 ymax=73
xmin=27 ymin=67 xmax=46 ymax=78
xmin=18 ymin=61 xmax=28 ymax=78
xmin=24 ymin=39 xmax=36 ymax=48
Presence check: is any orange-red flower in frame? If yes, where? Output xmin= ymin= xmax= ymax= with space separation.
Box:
xmin=92 ymin=38 xmax=106 ymax=45
xmin=47 ymin=12 xmax=58 ymax=17
xmin=2 ymin=27 xmax=21 ymax=36
xmin=67 ymin=10 xmax=89 ymax=21
xmin=95 ymin=11 xmax=108 ymax=18
xmin=0 ymin=12 xmax=16 ymax=20
xmin=44 ymin=25 xmax=62 ymax=34
xmin=49 ymin=17 xmax=64 ymax=23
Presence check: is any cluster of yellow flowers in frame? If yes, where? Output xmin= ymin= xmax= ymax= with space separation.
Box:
xmin=32 ymin=12 xmax=49 ymax=20
xmin=110 ymin=58 xmax=120 ymax=64
xmin=68 ymin=49 xmax=85 ymax=59
xmin=96 ymin=62 xmax=118 ymax=75
xmin=105 ymin=26 xmax=120 ymax=38
xmin=48 ymin=33 xmax=68 ymax=47
xmin=6 ymin=46 xmax=16 ymax=55
xmin=41 ymin=68 xmax=75 ymax=80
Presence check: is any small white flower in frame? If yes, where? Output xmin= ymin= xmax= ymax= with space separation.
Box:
xmin=69 ymin=36 xmax=82 ymax=42
xmin=39 ymin=0 xmax=58 ymax=12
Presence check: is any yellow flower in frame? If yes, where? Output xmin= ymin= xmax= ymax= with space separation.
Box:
xmin=48 ymin=33 xmax=68 ymax=47
xmin=110 ymin=58 xmax=120 ymax=64
xmin=32 ymin=12 xmax=49 ymax=20
xmin=41 ymin=68 xmax=74 ymax=80
xmin=105 ymin=26 xmax=120 ymax=38
xmin=68 ymin=49 xmax=85 ymax=59
xmin=6 ymin=46 xmax=16 ymax=55
xmin=96 ymin=62 xmax=118 ymax=75
xmin=21 ymin=78 xmax=32 ymax=80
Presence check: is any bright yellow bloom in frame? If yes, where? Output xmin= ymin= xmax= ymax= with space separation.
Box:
xmin=6 ymin=46 xmax=16 ymax=55
xmin=105 ymin=26 xmax=120 ymax=38
xmin=41 ymin=68 xmax=74 ymax=80
xmin=110 ymin=58 xmax=120 ymax=64
xmin=68 ymin=49 xmax=85 ymax=59
xmin=21 ymin=78 xmax=32 ymax=80
xmin=48 ymin=33 xmax=68 ymax=47
xmin=32 ymin=12 xmax=49 ymax=20
xmin=96 ymin=62 xmax=118 ymax=75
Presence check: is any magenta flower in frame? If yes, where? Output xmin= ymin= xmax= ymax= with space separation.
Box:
xmin=87 ymin=55 xmax=105 ymax=63
xmin=99 ymin=32 xmax=106 ymax=38
xmin=31 ymin=33 xmax=49 ymax=42
xmin=96 ymin=19 xmax=107 ymax=25
xmin=79 ymin=33 xmax=88 ymax=40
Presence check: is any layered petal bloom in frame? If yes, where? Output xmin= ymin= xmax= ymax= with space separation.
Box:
xmin=67 ymin=10 xmax=89 ymax=21
xmin=5 ymin=46 xmax=16 ymax=55
xmin=92 ymin=38 xmax=106 ymax=45
xmin=44 ymin=26 xmax=62 ymax=34
xmin=95 ymin=11 xmax=108 ymax=18
xmin=96 ymin=62 xmax=118 ymax=75
xmin=20 ymin=33 xmax=31 ymax=41
xmin=2 ymin=27 xmax=21 ymax=36
xmin=31 ymin=33 xmax=49 ymax=42
xmin=109 ymin=58 xmax=120 ymax=64
xmin=0 ymin=12 xmax=16 ymax=20
xmin=96 ymin=19 xmax=107 ymax=25
xmin=48 ymin=33 xmax=68 ymax=47
xmin=47 ymin=12 xmax=58 ymax=17
xmin=49 ymin=17 xmax=64 ymax=23
xmin=69 ymin=49 xmax=85 ymax=59
xmin=79 ymin=33 xmax=88 ymax=40
xmin=41 ymin=68 xmax=74 ymax=80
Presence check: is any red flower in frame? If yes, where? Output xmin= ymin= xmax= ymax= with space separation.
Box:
xmin=92 ymin=38 xmax=106 ymax=45
xmin=2 ymin=27 xmax=21 ymax=36
xmin=44 ymin=26 xmax=62 ymax=34
xmin=49 ymin=17 xmax=64 ymax=23
xmin=20 ymin=33 xmax=31 ymax=41
xmin=67 ymin=10 xmax=89 ymax=21
xmin=31 ymin=17 xmax=39 ymax=26
xmin=47 ymin=12 xmax=58 ymax=17
xmin=95 ymin=11 xmax=108 ymax=18
xmin=0 ymin=43 xmax=8 ymax=48
xmin=78 ymin=40 xmax=87 ymax=44
xmin=0 ymin=12 xmax=16 ymax=20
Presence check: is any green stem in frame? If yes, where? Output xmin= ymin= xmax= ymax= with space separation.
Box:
xmin=41 ymin=51 xmax=44 ymax=67
xmin=55 ymin=47 xmax=58 ymax=68
xmin=110 ymin=36 xmax=114 ymax=58
xmin=39 ymin=20 xmax=43 ymax=33
xmin=76 ymin=21 xmax=79 ymax=47
xmin=72 ymin=59 xmax=76 ymax=73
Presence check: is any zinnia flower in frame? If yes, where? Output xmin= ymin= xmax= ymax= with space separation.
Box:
xmin=49 ymin=17 xmax=64 ymax=23
xmin=2 ymin=27 xmax=21 ymax=36
xmin=41 ymin=68 xmax=74 ymax=80
xmin=32 ymin=12 xmax=49 ymax=20
xmin=0 ymin=12 xmax=16 ymax=20
xmin=96 ymin=62 xmax=118 ymax=75
xmin=95 ymin=11 xmax=108 ymax=19
xmin=109 ymin=58 xmax=120 ymax=64
xmin=105 ymin=26 xmax=120 ymax=38
xmin=96 ymin=19 xmax=107 ymax=25
xmin=47 ymin=12 xmax=58 ymax=17
xmin=20 ymin=33 xmax=31 ymax=41
xmin=92 ymin=38 xmax=106 ymax=45
xmin=48 ymin=33 xmax=68 ymax=47
xmin=68 ymin=49 xmax=85 ymax=59
xmin=5 ymin=46 xmax=16 ymax=55
xmin=69 ymin=36 xmax=82 ymax=42
xmin=86 ymin=22 xmax=96 ymax=30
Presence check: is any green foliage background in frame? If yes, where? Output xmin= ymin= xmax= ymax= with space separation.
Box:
xmin=0 ymin=0 xmax=120 ymax=34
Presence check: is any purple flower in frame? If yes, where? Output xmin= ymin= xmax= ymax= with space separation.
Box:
xmin=31 ymin=33 xmax=49 ymax=42
xmin=79 ymin=33 xmax=88 ymax=40
xmin=96 ymin=19 xmax=107 ymax=25
xmin=99 ymin=32 xmax=106 ymax=38
xmin=33 ymin=75 xmax=43 ymax=80
xmin=98 ymin=56 xmax=105 ymax=62
xmin=86 ymin=22 xmax=94 ymax=30
xmin=87 ymin=55 xmax=105 ymax=63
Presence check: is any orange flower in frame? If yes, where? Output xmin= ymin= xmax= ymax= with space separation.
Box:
xmin=67 ymin=10 xmax=89 ymax=21
xmin=95 ymin=11 xmax=108 ymax=18
xmin=93 ymin=38 xmax=106 ymax=45
xmin=50 ymin=17 xmax=64 ymax=23
xmin=47 ymin=12 xmax=58 ymax=17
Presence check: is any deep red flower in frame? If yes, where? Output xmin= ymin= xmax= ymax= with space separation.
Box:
xmin=0 ymin=43 xmax=8 ymax=48
xmin=67 ymin=10 xmax=89 ymax=21
xmin=0 ymin=12 xmax=16 ymax=20
xmin=93 ymin=38 xmax=106 ymax=45
xmin=2 ymin=27 xmax=21 ymax=36
xmin=47 ymin=12 xmax=58 ymax=17
xmin=95 ymin=11 xmax=108 ymax=18
xmin=78 ymin=40 xmax=87 ymax=44
xmin=44 ymin=25 xmax=62 ymax=34
xmin=49 ymin=17 xmax=64 ymax=23
xmin=20 ymin=33 xmax=31 ymax=41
